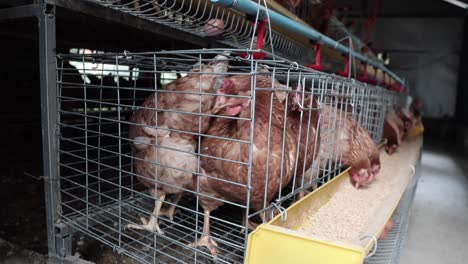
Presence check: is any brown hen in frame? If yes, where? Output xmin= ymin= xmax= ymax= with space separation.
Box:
xmin=299 ymin=104 xmax=380 ymax=195
xmin=125 ymin=55 xmax=229 ymax=234
xmin=191 ymin=75 xmax=315 ymax=256
xmin=383 ymin=110 xmax=404 ymax=154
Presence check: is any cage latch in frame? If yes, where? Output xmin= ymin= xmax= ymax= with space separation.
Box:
xmin=271 ymin=202 xmax=288 ymax=222
xmin=361 ymin=235 xmax=378 ymax=259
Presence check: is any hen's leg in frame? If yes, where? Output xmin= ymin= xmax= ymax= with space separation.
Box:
xmin=189 ymin=210 xmax=218 ymax=256
xmin=297 ymin=191 xmax=306 ymax=201
xmin=296 ymin=182 xmax=316 ymax=200
xmin=159 ymin=192 xmax=182 ymax=221
xmin=296 ymin=166 xmax=320 ymax=201
xmin=126 ymin=190 xmax=166 ymax=235
xmin=240 ymin=210 xmax=264 ymax=233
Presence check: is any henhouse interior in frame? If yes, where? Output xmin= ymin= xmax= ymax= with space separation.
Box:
xmin=1 ymin=0 xmax=467 ymax=263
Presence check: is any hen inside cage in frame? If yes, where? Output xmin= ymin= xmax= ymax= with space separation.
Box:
xmin=56 ymin=49 xmax=385 ymax=263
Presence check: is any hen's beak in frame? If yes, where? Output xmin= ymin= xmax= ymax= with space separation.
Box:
xmin=213 ymin=102 xmax=228 ymax=114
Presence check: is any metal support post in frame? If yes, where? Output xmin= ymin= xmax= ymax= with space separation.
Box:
xmin=38 ymin=4 xmax=67 ymax=259
xmin=0 ymin=3 xmax=67 ymax=260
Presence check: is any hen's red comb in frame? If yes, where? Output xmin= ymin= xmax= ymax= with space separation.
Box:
xmin=218 ymin=79 xmax=235 ymax=94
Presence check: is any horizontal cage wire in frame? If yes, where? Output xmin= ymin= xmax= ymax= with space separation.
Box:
xmin=56 ymin=48 xmax=402 ymax=264
xmin=85 ymin=0 xmax=313 ymax=64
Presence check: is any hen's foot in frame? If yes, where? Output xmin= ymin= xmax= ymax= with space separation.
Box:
xmin=125 ymin=216 xmax=164 ymax=235
xmin=189 ymin=235 xmax=218 ymax=257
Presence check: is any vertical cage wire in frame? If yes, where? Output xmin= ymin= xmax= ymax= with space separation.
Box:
xmin=55 ymin=48 xmax=404 ymax=263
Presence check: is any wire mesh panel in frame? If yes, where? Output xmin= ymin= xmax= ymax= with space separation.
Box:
xmin=357 ymin=82 xmax=386 ymax=143
xmin=85 ymin=0 xmax=312 ymax=64
xmin=296 ymin=75 xmax=385 ymax=192
xmin=383 ymin=88 xmax=405 ymax=114
xmin=56 ymin=49 xmax=326 ymax=263
xmin=55 ymin=48 xmax=397 ymax=263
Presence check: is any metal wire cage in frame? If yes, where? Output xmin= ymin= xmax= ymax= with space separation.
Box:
xmin=56 ymin=48 xmax=394 ymax=263
xmin=383 ymin=88 xmax=406 ymax=114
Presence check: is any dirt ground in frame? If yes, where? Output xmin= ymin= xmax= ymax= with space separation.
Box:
xmin=0 ymin=237 xmax=47 ymax=264
xmin=0 ymin=120 xmax=48 ymax=257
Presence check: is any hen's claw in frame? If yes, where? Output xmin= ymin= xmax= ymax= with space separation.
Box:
xmin=126 ymin=193 xmax=166 ymax=235
xmin=125 ymin=216 xmax=164 ymax=235
xmin=189 ymin=235 xmax=218 ymax=257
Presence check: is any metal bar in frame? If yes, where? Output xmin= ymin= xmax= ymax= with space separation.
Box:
xmin=211 ymin=0 xmax=405 ymax=85
xmin=37 ymin=3 xmax=65 ymax=259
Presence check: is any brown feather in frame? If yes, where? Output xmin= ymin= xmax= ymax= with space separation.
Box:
xmin=198 ymin=75 xmax=320 ymax=212
xmin=128 ymin=57 xmax=229 ymax=193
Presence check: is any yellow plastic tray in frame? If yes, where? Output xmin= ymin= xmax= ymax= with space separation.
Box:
xmin=245 ymin=136 xmax=423 ymax=264
xmin=407 ymin=118 xmax=424 ymax=138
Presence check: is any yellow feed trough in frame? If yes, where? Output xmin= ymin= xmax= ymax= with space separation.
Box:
xmin=245 ymin=135 xmax=423 ymax=264
xmin=407 ymin=118 xmax=424 ymax=138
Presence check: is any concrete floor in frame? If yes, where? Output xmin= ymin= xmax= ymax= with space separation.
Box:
xmin=400 ymin=142 xmax=468 ymax=264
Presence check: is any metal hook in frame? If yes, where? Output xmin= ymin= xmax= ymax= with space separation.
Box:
xmin=261 ymin=0 xmax=275 ymax=57
xmin=294 ymin=78 xmax=308 ymax=111
xmin=295 ymin=91 xmax=304 ymax=110
xmin=271 ymin=203 xmax=287 ymax=222
xmin=244 ymin=53 xmax=252 ymax=61
xmin=290 ymin=61 xmax=299 ymax=70
xmin=360 ymin=235 xmax=378 ymax=259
